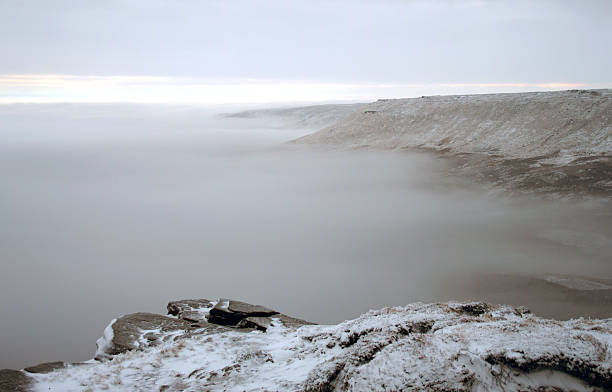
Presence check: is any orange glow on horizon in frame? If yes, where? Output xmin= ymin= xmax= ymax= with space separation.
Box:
xmin=0 ymin=74 xmax=601 ymax=104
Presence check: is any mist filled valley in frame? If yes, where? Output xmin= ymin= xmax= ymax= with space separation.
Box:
xmin=1 ymin=104 xmax=610 ymax=370
xmin=2 ymin=0 xmax=612 ymax=389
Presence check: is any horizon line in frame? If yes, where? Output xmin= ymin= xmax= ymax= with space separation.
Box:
xmin=0 ymin=74 xmax=608 ymax=105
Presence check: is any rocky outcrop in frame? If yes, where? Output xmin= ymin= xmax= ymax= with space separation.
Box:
xmin=208 ymin=299 xmax=280 ymax=326
xmin=93 ymin=298 xmax=314 ymax=360
xmin=94 ymin=312 xmax=215 ymax=359
xmin=166 ymin=298 xmax=314 ymax=332
xmin=26 ymin=300 xmax=612 ymax=391
xmin=0 ymin=369 xmax=32 ymax=392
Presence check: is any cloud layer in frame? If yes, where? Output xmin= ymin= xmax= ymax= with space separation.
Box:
xmin=1 ymin=0 xmax=610 ymax=90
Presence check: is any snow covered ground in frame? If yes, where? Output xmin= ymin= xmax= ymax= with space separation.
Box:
xmin=22 ymin=300 xmax=612 ymax=391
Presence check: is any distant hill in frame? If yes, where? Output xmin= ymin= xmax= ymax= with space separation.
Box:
xmin=294 ymin=90 xmax=612 ymax=196
xmin=223 ymin=103 xmax=365 ymax=130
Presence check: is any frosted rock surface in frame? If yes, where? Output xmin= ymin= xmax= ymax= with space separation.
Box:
xmin=30 ymin=301 xmax=612 ymax=391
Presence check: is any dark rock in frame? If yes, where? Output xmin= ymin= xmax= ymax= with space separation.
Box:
xmin=450 ymin=302 xmax=491 ymax=316
xmin=142 ymin=332 xmax=160 ymax=342
xmin=0 ymin=369 xmax=32 ymax=392
xmin=23 ymin=361 xmax=66 ymax=374
xmin=409 ymin=320 xmax=434 ymax=334
xmin=208 ymin=299 xmax=279 ymax=326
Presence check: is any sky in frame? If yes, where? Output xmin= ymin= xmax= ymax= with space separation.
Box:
xmin=1 ymin=0 xmax=611 ymax=103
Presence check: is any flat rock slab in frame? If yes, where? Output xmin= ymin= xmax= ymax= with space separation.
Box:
xmin=227 ymin=300 xmax=277 ymax=315
xmin=0 ymin=369 xmax=32 ymax=392
xmin=208 ymin=299 xmax=279 ymax=326
xmin=207 ymin=299 xmax=315 ymax=329
xmin=23 ymin=361 xmax=66 ymax=374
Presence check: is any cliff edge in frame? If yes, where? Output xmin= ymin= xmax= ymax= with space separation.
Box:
xmin=295 ymin=89 xmax=612 ymax=196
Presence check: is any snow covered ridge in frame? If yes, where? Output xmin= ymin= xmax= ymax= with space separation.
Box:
xmin=296 ymin=90 xmax=612 ymax=160
xmin=294 ymin=89 xmax=612 ymax=196
xmin=4 ymin=299 xmax=612 ymax=391
xmin=223 ymin=103 xmax=365 ymax=130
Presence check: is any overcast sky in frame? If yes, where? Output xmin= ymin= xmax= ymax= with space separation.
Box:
xmin=1 ymin=0 xmax=611 ymax=103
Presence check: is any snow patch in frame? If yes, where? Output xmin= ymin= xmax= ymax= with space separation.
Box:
xmin=94 ymin=318 xmax=116 ymax=360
